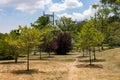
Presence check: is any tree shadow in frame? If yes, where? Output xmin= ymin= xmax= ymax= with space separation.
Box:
xmin=76 ymin=64 xmax=103 ymax=69
xmin=76 ymin=55 xmax=89 ymax=58
xmin=11 ymin=69 xmax=45 ymax=75
xmin=43 ymin=56 xmax=54 ymax=58
xmin=29 ymin=58 xmax=50 ymax=60
xmin=0 ymin=61 xmax=26 ymax=64
xmin=79 ymin=58 xmax=106 ymax=62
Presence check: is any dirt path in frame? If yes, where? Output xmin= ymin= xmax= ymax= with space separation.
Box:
xmin=67 ymin=57 xmax=79 ymax=80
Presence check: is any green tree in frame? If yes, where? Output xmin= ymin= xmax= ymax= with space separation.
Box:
xmin=93 ymin=5 xmax=110 ymax=50
xmin=106 ymin=21 xmax=120 ymax=47
xmin=31 ymin=16 xmax=50 ymax=29
xmin=19 ymin=26 xmax=43 ymax=71
xmin=31 ymin=15 xmax=58 ymax=58
xmin=5 ymin=30 xmax=20 ymax=63
xmin=76 ymin=22 xmax=104 ymax=65
xmin=56 ymin=17 xmax=76 ymax=38
xmin=100 ymin=0 xmax=120 ymax=16
xmin=0 ymin=33 xmax=13 ymax=60
xmin=39 ymin=27 xmax=52 ymax=59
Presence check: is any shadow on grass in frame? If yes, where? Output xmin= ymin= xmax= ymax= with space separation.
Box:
xmin=53 ymin=53 xmax=77 ymax=56
xmin=79 ymin=59 xmax=106 ymax=62
xmin=0 ymin=61 xmax=26 ymax=64
xmin=60 ymin=59 xmax=75 ymax=62
xmin=42 ymin=56 xmax=54 ymax=58
xmin=11 ymin=69 xmax=45 ymax=75
xmin=29 ymin=58 xmax=50 ymax=60
xmin=76 ymin=56 xmax=89 ymax=58
xmin=76 ymin=64 xmax=103 ymax=69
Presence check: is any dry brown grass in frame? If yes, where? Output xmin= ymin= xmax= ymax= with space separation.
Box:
xmin=0 ymin=48 xmax=120 ymax=80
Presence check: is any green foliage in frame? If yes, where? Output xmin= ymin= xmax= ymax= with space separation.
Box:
xmin=5 ymin=30 xmax=21 ymax=62
xmin=56 ymin=17 xmax=75 ymax=32
xmin=18 ymin=26 xmax=44 ymax=70
xmin=100 ymin=0 xmax=120 ymax=16
xmin=108 ymin=36 xmax=120 ymax=48
xmin=31 ymin=16 xmax=50 ymax=29
xmin=5 ymin=30 xmax=20 ymax=48
xmin=76 ymin=21 xmax=104 ymax=48
xmin=19 ymin=26 xmax=44 ymax=48
xmin=0 ymin=33 xmax=14 ymax=60
xmin=74 ymin=21 xmax=104 ymax=64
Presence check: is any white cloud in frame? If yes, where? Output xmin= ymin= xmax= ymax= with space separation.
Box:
xmin=83 ymin=6 xmax=97 ymax=18
xmin=49 ymin=0 xmax=83 ymax=12
xmin=57 ymin=6 xmax=98 ymax=21
xmin=49 ymin=3 xmax=67 ymax=12
xmin=57 ymin=13 xmax=72 ymax=18
xmin=0 ymin=0 xmax=52 ymax=13
xmin=65 ymin=0 xmax=83 ymax=8
xmin=0 ymin=0 xmax=11 ymax=5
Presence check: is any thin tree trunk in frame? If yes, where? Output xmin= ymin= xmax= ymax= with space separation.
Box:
xmin=98 ymin=46 xmax=101 ymax=52
xmin=89 ymin=48 xmax=92 ymax=65
xmin=86 ymin=48 xmax=89 ymax=54
xmin=82 ymin=49 xmax=85 ymax=57
xmin=101 ymin=43 xmax=104 ymax=51
xmin=40 ymin=48 xmax=42 ymax=59
xmin=48 ymin=52 xmax=50 ymax=57
xmin=93 ymin=47 xmax=96 ymax=61
xmin=15 ymin=53 xmax=18 ymax=63
xmin=27 ymin=46 xmax=30 ymax=71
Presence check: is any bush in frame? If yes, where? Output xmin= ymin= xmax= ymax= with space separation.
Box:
xmin=0 ymin=39 xmax=14 ymax=60
xmin=108 ymin=36 xmax=120 ymax=48
xmin=0 ymin=52 xmax=14 ymax=60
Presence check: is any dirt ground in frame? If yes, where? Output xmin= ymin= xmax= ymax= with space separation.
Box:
xmin=0 ymin=50 xmax=120 ymax=80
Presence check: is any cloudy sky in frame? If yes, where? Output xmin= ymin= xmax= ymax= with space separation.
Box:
xmin=0 ymin=0 xmax=99 ymax=33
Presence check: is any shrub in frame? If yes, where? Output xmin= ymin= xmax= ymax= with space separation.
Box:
xmin=55 ymin=32 xmax=72 ymax=55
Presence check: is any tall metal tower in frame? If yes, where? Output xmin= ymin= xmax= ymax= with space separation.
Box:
xmin=43 ymin=11 xmax=54 ymax=25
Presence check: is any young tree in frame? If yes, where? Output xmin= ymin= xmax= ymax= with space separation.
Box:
xmin=31 ymin=15 xmax=58 ymax=58
xmin=39 ymin=28 xmax=53 ymax=58
xmin=5 ymin=30 xmax=20 ymax=63
xmin=0 ymin=33 xmax=13 ymax=60
xmin=77 ymin=22 xmax=104 ymax=65
xmin=19 ymin=26 xmax=43 ymax=71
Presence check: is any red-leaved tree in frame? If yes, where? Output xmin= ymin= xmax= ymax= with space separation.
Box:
xmin=55 ymin=32 xmax=72 ymax=55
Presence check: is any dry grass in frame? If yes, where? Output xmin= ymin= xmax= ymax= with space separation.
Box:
xmin=0 ymin=48 xmax=120 ymax=80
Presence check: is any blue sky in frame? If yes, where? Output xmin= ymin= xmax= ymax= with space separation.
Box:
xmin=0 ymin=0 xmax=100 ymax=33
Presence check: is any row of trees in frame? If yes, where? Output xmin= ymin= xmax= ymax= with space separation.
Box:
xmin=0 ymin=0 xmax=119 ymax=69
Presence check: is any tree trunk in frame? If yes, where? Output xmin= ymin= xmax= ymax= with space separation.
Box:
xmin=48 ymin=52 xmax=50 ymax=57
xmin=101 ymin=43 xmax=104 ymax=51
xmin=82 ymin=49 xmax=85 ymax=57
xmin=93 ymin=47 xmax=96 ymax=61
xmin=14 ymin=53 xmax=18 ymax=63
xmin=34 ymin=51 xmax=36 ymax=55
xmin=98 ymin=46 xmax=101 ymax=52
xmin=89 ymin=48 xmax=92 ymax=65
xmin=27 ymin=47 xmax=30 ymax=71
xmin=40 ymin=48 xmax=42 ymax=59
